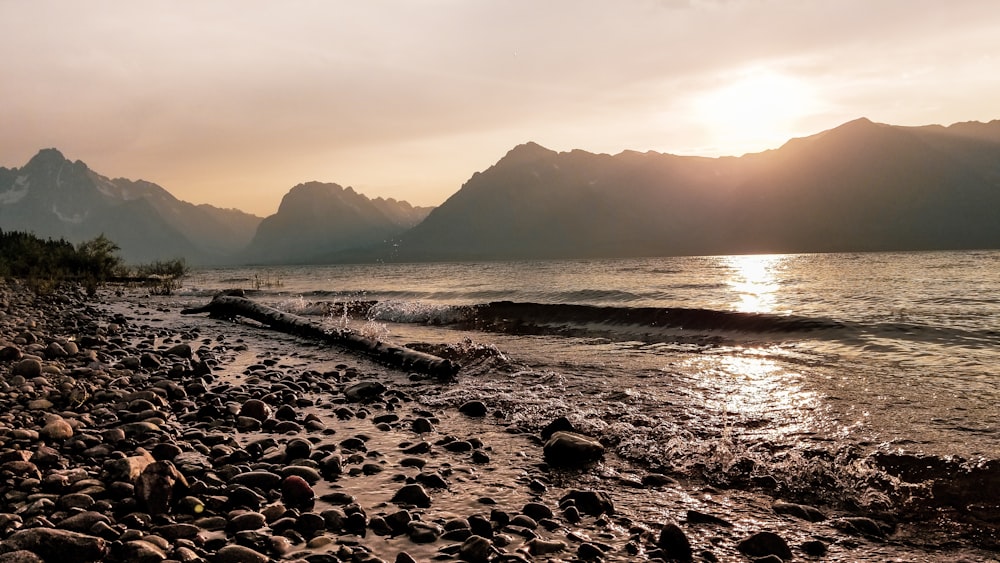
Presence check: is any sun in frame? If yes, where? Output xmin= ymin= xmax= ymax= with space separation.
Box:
xmin=693 ymin=69 xmax=819 ymax=154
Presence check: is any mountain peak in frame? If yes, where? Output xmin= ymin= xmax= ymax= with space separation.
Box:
xmin=499 ymin=142 xmax=557 ymax=165
xmin=25 ymin=148 xmax=70 ymax=168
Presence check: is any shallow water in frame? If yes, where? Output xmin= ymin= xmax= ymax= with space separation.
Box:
xmin=174 ymin=250 xmax=1000 ymax=555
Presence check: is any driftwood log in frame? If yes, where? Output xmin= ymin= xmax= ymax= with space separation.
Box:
xmin=181 ymin=295 xmax=459 ymax=378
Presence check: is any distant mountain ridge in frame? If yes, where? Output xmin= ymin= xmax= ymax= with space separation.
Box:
xmin=387 ymin=118 xmax=1000 ymax=261
xmin=241 ymin=181 xmax=431 ymax=264
xmin=3 ymin=117 xmax=998 ymax=266
xmin=0 ymin=149 xmax=261 ymax=264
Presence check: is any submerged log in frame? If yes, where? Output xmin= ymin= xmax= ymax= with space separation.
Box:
xmin=181 ymin=295 xmax=459 ymax=378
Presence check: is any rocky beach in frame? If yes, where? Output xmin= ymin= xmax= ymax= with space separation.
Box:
xmin=0 ymin=280 xmax=996 ymax=563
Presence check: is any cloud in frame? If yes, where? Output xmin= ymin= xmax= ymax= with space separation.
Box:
xmin=2 ymin=0 xmax=999 ymax=215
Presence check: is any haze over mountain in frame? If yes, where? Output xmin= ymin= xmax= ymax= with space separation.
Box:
xmin=387 ymin=118 xmax=1000 ymax=261
xmin=0 ymin=149 xmax=261 ymax=264
xmin=3 ymin=117 xmax=998 ymax=266
xmin=241 ymin=181 xmax=431 ymax=264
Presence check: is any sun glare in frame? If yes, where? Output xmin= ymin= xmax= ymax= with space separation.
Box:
xmin=694 ymin=69 xmax=819 ymax=153
xmin=724 ymin=254 xmax=786 ymax=313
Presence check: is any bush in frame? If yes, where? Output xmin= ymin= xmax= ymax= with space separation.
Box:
xmin=0 ymin=230 xmax=123 ymax=293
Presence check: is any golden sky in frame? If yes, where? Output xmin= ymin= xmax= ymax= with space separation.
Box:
xmin=2 ymin=0 xmax=998 ymax=216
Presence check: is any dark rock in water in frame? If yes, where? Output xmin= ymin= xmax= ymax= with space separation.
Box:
xmin=522 ymin=502 xmax=554 ymax=521
xmin=541 ymin=416 xmax=575 ymax=440
xmin=238 ymin=399 xmax=271 ymax=422
xmin=284 ymin=437 xmax=312 ymax=460
xmin=831 ymin=516 xmax=888 ymax=539
xmin=231 ymin=470 xmax=282 ymax=491
xmin=560 ymin=490 xmax=614 ymax=516
xmin=344 ymin=381 xmax=386 ymax=402
xmin=686 ymin=509 xmax=733 ymax=527
xmin=392 ymin=483 xmax=432 ymax=508
xmin=736 ymin=531 xmax=792 ymax=560
xmin=543 ymin=431 xmax=604 ymax=466
xmin=164 ymin=343 xmax=192 ymax=358
xmin=411 ymin=417 xmax=434 ymax=433
xmin=2 ymin=528 xmax=108 ymax=562
xmin=459 ymin=534 xmax=494 ymax=563
xmin=657 ymin=522 xmax=693 ymax=561
xmin=458 ymin=400 xmax=488 ymax=417
xmin=408 ymin=520 xmax=443 ymax=543
xmin=772 ymin=500 xmax=827 ymax=522
xmin=527 ymin=538 xmax=567 ymax=555
xmin=281 ymin=475 xmax=315 ymax=507
xmin=801 ymin=539 xmax=828 ymax=556
xmin=642 ymin=472 xmax=679 ymax=487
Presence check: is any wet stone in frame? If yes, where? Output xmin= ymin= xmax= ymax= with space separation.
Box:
xmin=458 ymin=400 xmax=488 ymax=417
xmin=392 ymin=483 xmax=432 ymax=508
xmin=657 ymin=522 xmax=693 ymax=561
xmin=737 ymin=531 xmax=793 ymax=561
xmin=543 ymin=431 xmax=605 ymax=467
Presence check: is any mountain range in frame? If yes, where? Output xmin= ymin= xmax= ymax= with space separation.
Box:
xmin=2 ymin=117 xmax=998 ymax=265
xmin=388 ymin=118 xmax=1000 ymax=260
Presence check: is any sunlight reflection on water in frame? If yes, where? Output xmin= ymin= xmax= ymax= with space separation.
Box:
xmin=722 ymin=254 xmax=786 ymax=313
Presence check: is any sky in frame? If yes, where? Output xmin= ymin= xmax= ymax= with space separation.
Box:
xmin=2 ymin=0 xmax=999 ymax=217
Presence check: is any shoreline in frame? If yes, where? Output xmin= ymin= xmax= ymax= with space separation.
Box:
xmin=0 ymin=281 xmax=996 ymax=562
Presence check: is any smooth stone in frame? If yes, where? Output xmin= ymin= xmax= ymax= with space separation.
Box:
xmin=2 ymin=528 xmax=108 ymax=563
xmin=459 ymin=535 xmax=494 ymax=563
xmin=229 ymin=471 xmax=282 ymax=490
xmin=560 ymin=489 xmax=614 ymax=516
xmin=737 ymin=531 xmax=793 ymax=560
xmin=281 ymin=475 xmax=315 ymax=506
xmin=214 ymin=544 xmax=269 ymax=563
xmin=772 ymin=500 xmax=827 ymax=522
xmin=657 ymin=522 xmax=693 ymax=561
xmin=458 ymin=400 xmax=488 ymax=417
xmin=228 ymin=512 xmax=267 ymax=533
xmin=543 ymin=431 xmax=604 ymax=466
xmin=527 ymin=538 xmax=566 ymax=556
xmin=344 ymin=381 xmax=385 ymax=402
xmin=39 ymin=418 xmax=74 ymax=440
xmin=392 ymin=484 xmax=431 ymax=508
xmin=120 ymin=540 xmax=167 ymax=563
xmin=12 ymin=359 xmax=42 ymax=379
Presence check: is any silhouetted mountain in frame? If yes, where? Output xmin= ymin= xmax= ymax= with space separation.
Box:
xmin=387 ymin=118 xmax=1000 ymax=261
xmin=241 ymin=181 xmax=431 ymax=264
xmin=0 ymin=149 xmax=261 ymax=264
